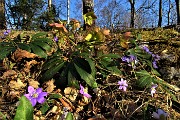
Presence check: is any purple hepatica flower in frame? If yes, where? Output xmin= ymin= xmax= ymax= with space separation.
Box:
xmin=152 ymin=54 xmax=160 ymax=61
xmin=54 ymin=36 xmax=58 ymax=42
xmin=142 ymin=46 xmax=152 ymax=54
xmin=118 ymin=78 xmax=128 ymax=91
xmin=79 ymin=84 xmax=92 ymax=98
xmin=121 ymin=56 xmax=129 ymax=62
xmin=150 ymin=84 xmax=158 ymax=97
xmin=121 ymin=55 xmax=138 ymax=68
xmin=152 ymin=61 xmax=158 ymax=68
xmin=24 ymin=86 xmax=48 ymax=107
xmin=152 ymin=109 xmax=168 ymax=120
xmin=121 ymin=55 xmax=137 ymax=63
xmin=4 ymin=29 xmax=11 ymax=36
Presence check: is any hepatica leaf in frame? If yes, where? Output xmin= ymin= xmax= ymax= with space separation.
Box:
xmin=65 ymin=112 xmax=74 ymax=120
xmin=14 ymin=96 xmax=33 ymax=120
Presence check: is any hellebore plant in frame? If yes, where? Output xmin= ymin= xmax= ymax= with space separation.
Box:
xmin=151 ymin=84 xmax=158 ymax=97
xmin=79 ymin=84 xmax=92 ymax=98
xmin=152 ymin=109 xmax=168 ymax=120
xmin=118 ymin=78 xmax=128 ymax=91
xmin=24 ymin=86 xmax=48 ymax=107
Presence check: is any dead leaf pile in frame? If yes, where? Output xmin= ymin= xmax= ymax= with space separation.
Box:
xmin=11 ymin=48 xmax=37 ymax=62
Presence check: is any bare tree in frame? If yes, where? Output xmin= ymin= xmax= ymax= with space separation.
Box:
xmin=128 ymin=0 xmax=135 ymax=28
xmin=82 ymin=0 xmax=94 ymax=29
xmin=158 ymin=0 xmax=162 ymax=27
xmin=175 ymin=0 xmax=180 ymax=24
xmin=0 ymin=0 xmax=6 ymax=29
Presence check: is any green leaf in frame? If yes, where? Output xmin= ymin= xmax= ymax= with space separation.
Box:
xmin=42 ymin=57 xmax=62 ymax=70
xmin=33 ymin=38 xmax=53 ymax=44
xmin=32 ymin=41 xmax=52 ymax=52
xmin=99 ymin=53 xmax=120 ymax=59
xmin=14 ymin=96 xmax=33 ymax=120
xmin=49 ymin=94 xmax=62 ymax=99
xmin=83 ymin=12 xmax=97 ymax=25
xmin=0 ymin=111 xmax=7 ymax=120
xmin=136 ymin=70 xmax=150 ymax=77
xmin=40 ymin=102 xmax=49 ymax=114
xmin=30 ymin=43 xmax=47 ymax=58
xmin=151 ymin=69 xmax=161 ymax=76
xmin=137 ymin=33 xmax=142 ymax=40
xmin=31 ymin=32 xmax=47 ymax=40
xmin=74 ymin=63 xmax=97 ymax=88
xmin=65 ymin=112 xmax=74 ymax=120
xmin=85 ymin=34 xmax=92 ymax=41
xmin=68 ymin=70 xmax=79 ymax=87
xmin=84 ymin=57 xmax=96 ymax=77
xmin=40 ymin=61 xmax=65 ymax=82
xmin=18 ymin=43 xmax=31 ymax=52
xmin=136 ymin=76 xmax=152 ymax=88
xmin=0 ymin=47 xmax=15 ymax=60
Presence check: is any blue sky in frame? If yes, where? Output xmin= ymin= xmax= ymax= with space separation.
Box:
xmin=5 ymin=0 xmax=177 ymax=28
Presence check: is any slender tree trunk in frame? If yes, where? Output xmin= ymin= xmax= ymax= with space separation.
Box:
xmin=167 ymin=0 xmax=171 ymax=25
xmin=82 ymin=0 xmax=94 ymax=30
xmin=48 ymin=0 xmax=52 ymax=11
xmin=158 ymin=0 xmax=162 ymax=27
xmin=128 ymin=0 xmax=135 ymax=28
xmin=67 ymin=0 xmax=70 ymax=24
xmin=175 ymin=0 xmax=180 ymax=24
xmin=0 ymin=0 xmax=6 ymax=29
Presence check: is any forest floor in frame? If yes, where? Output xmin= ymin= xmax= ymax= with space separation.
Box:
xmin=0 ymin=28 xmax=180 ymax=120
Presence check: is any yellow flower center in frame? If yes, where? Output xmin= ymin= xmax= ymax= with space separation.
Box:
xmin=33 ymin=93 xmax=38 ymax=98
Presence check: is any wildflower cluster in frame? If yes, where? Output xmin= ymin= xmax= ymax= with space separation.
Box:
xmin=141 ymin=45 xmax=160 ymax=68
xmin=121 ymin=55 xmax=138 ymax=68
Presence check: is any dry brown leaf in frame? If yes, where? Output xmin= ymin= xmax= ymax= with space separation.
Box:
xmin=123 ymin=32 xmax=131 ymax=40
xmin=23 ymin=60 xmax=38 ymax=73
xmin=102 ymin=29 xmax=110 ymax=36
xmin=28 ymin=79 xmax=39 ymax=89
xmin=12 ymin=48 xmax=37 ymax=62
xmin=59 ymin=98 xmax=73 ymax=112
xmin=64 ymin=87 xmax=78 ymax=102
xmin=44 ymin=79 xmax=56 ymax=93
xmin=78 ymin=96 xmax=90 ymax=106
xmin=70 ymin=19 xmax=81 ymax=29
xmin=94 ymin=27 xmax=100 ymax=32
xmin=49 ymin=23 xmax=68 ymax=33
xmin=9 ymin=78 xmax=26 ymax=90
xmin=120 ymin=41 xmax=129 ymax=49
xmin=1 ymin=70 xmax=17 ymax=79
xmin=88 ymin=117 xmax=107 ymax=120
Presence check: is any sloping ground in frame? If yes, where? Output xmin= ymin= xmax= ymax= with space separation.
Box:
xmin=0 ymin=28 xmax=180 ymax=120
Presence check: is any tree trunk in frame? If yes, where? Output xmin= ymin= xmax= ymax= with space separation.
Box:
xmin=48 ymin=0 xmax=52 ymax=11
xmin=128 ymin=0 xmax=135 ymax=28
xmin=158 ymin=0 xmax=162 ymax=27
xmin=82 ymin=0 xmax=94 ymax=30
xmin=0 ymin=0 xmax=6 ymax=29
xmin=175 ymin=0 xmax=180 ymax=24
xmin=167 ymin=0 xmax=171 ymax=25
